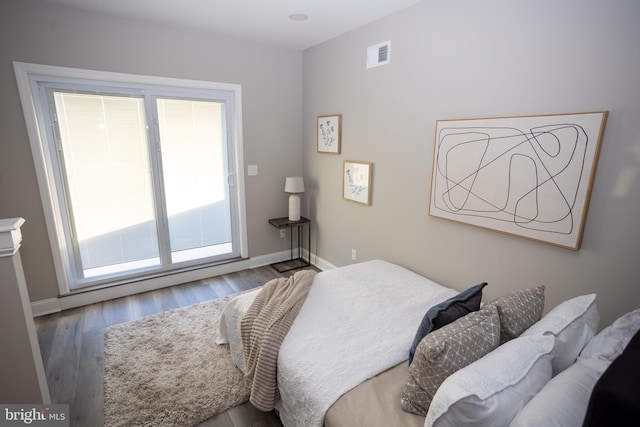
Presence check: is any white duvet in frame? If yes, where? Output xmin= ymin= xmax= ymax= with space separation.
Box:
xmin=217 ymin=259 xmax=457 ymax=427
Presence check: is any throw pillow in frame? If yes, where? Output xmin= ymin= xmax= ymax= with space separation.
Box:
xmin=486 ymin=285 xmax=545 ymax=344
xmin=425 ymin=335 xmax=554 ymax=427
xmin=409 ymin=282 xmax=487 ymax=364
xmin=582 ymin=328 xmax=640 ymax=426
xmin=400 ymin=304 xmax=500 ymax=416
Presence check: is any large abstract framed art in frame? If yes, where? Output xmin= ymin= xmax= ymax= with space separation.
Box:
xmin=429 ymin=111 xmax=608 ymax=250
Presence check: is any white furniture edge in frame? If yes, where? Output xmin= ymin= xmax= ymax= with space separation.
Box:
xmin=0 ymin=217 xmax=26 ymax=258
xmin=0 ymin=218 xmax=50 ymax=403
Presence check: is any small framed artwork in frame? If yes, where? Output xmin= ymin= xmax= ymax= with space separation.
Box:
xmin=343 ymin=160 xmax=372 ymax=205
xmin=317 ymin=114 xmax=341 ymax=154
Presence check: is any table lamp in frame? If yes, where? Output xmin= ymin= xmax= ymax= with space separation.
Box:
xmin=284 ymin=176 xmax=304 ymax=221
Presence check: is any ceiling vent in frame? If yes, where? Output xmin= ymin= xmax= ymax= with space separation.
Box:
xmin=366 ymin=40 xmax=391 ymax=69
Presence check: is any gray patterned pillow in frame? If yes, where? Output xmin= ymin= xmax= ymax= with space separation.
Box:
xmin=400 ymin=305 xmax=501 ymax=416
xmin=487 ymin=286 xmax=545 ymax=344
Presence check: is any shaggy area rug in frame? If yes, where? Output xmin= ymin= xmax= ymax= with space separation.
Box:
xmin=103 ymin=294 xmax=250 ymax=426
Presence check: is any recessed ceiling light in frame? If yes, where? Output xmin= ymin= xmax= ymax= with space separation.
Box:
xmin=289 ymin=13 xmax=308 ymax=21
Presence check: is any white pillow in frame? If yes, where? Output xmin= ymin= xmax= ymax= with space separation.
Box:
xmin=425 ymin=335 xmax=554 ymax=427
xmin=511 ymin=307 xmax=640 ymax=427
xmin=508 ymin=358 xmax=609 ymax=427
xmin=521 ymin=294 xmax=599 ymax=375
xmin=579 ymin=307 xmax=640 ymax=363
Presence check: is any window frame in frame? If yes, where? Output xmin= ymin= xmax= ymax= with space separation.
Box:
xmin=14 ymin=62 xmax=248 ymax=295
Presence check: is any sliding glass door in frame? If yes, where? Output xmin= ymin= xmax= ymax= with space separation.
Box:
xmin=51 ymin=91 xmax=161 ymax=279
xmin=155 ymin=97 xmax=233 ymax=264
xmin=33 ymin=75 xmax=243 ymax=290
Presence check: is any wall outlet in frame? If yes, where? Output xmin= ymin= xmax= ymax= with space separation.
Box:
xmin=351 ymin=249 xmax=357 ymax=261
xmin=280 ymin=229 xmax=286 ymax=238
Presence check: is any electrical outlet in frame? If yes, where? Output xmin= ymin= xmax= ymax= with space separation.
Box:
xmin=351 ymin=249 xmax=357 ymax=261
xmin=280 ymin=229 xmax=286 ymax=238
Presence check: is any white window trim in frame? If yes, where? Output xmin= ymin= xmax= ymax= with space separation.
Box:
xmin=14 ymin=62 xmax=248 ymax=296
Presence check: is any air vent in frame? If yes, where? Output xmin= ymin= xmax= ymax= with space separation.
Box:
xmin=366 ymin=40 xmax=391 ymax=69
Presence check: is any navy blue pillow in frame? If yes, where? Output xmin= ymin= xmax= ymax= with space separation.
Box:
xmin=408 ymin=282 xmax=487 ymax=364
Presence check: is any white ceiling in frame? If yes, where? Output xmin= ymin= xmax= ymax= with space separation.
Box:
xmin=40 ymin=0 xmax=423 ymax=50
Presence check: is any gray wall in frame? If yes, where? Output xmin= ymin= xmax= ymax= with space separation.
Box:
xmin=2 ymin=0 xmax=639 ymax=330
xmin=0 ymin=0 xmax=303 ymax=301
xmin=303 ymin=0 xmax=640 ymax=328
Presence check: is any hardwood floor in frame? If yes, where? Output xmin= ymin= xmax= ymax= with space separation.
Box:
xmin=35 ymin=265 xmax=313 ymax=427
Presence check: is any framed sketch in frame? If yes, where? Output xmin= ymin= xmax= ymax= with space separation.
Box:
xmin=429 ymin=111 xmax=608 ymax=250
xmin=317 ymin=114 xmax=341 ymax=154
xmin=343 ymin=161 xmax=372 ymax=205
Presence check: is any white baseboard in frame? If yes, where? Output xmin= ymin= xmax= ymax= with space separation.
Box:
xmin=31 ymin=298 xmax=62 ymax=317
xmin=310 ymin=254 xmax=336 ymax=271
xmin=31 ymin=250 xmax=336 ymax=317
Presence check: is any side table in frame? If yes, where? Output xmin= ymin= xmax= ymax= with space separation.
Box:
xmin=268 ymin=216 xmax=310 ymax=273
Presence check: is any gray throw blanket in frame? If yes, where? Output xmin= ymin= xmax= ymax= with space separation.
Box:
xmin=240 ymin=269 xmax=316 ymax=411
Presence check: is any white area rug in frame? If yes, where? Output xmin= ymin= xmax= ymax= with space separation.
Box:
xmin=104 ymin=294 xmax=250 ymax=426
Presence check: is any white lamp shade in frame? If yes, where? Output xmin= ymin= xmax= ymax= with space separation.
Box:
xmin=284 ymin=176 xmax=305 ymax=193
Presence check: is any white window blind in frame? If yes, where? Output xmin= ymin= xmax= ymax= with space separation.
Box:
xmin=14 ymin=63 xmax=247 ymax=293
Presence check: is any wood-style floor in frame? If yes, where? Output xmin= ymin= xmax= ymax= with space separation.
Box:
xmin=35 ymin=264 xmax=314 ymax=427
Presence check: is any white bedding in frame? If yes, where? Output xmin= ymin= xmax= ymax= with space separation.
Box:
xmin=217 ymin=259 xmax=457 ymax=427
xmin=217 ymin=288 xmax=261 ymax=373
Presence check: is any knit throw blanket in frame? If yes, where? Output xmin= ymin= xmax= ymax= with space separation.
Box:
xmin=240 ymin=269 xmax=316 ymax=411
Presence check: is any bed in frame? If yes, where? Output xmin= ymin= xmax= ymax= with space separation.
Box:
xmin=217 ymin=260 xmax=640 ymax=427
xmin=218 ymin=259 xmax=457 ymax=426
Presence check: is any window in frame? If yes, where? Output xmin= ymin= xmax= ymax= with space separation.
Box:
xmin=15 ymin=63 xmax=247 ymax=292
